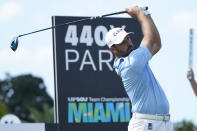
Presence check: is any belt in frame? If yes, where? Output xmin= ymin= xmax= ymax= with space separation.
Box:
xmin=132 ymin=113 xmax=170 ymax=121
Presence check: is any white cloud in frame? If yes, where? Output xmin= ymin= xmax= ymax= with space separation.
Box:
xmin=0 ymin=1 xmax=23 ymax=22
xmin=172 ymin=11 xmax=197 ymax=32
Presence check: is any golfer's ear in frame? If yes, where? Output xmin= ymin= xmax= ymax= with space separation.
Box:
xmin=109 ymin=46 xmax=116 ymax=53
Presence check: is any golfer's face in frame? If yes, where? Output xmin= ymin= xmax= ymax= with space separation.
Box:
xmin=114 ymin=35 xmax=134 ymax=57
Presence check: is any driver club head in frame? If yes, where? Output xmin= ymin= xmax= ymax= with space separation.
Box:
xmin=10 ymin=36 xmax=19 ymax=51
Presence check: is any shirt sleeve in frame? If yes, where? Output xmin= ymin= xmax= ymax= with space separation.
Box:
xmin=126 ymin=45 xmax=152 ymax=73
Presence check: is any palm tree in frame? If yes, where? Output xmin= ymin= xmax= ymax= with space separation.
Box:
xmin=29 ymin=103 xmax=54 ymax=123
xmin=0 ymin=101 xmax=10 ymax=118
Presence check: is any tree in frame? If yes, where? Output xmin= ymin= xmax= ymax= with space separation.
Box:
xmin=174 ymin=120 xmax=197 ymax=131
xmin=0 ymin=101 xmax=10 ymax=118
xmin=0 ymin=73 xmax=54 ymax=122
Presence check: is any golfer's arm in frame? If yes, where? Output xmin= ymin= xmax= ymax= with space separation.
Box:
xmin=189 ymin=79 xmax=197 ymax=97
xmin=137 ymin=11 xmax=161 ymax=56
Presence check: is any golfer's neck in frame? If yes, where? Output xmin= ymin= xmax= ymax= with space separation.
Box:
xmin=116 ymin=56 xmax=120 ymax=60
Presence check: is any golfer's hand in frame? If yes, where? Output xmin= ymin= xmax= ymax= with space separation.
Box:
xmin=187 ymin=69 xmax=194 ymax=80
xmin=125 ymin=6 xmax=142 ymax=18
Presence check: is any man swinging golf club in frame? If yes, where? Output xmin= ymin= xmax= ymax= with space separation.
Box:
xmin=105 ymin=6 xmax=173 ymax=131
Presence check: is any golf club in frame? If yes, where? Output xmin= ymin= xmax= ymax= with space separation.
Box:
xmin=10 ymin=6 xmax=148 ymax=51
xmin=188 ymin=28 xmax=194 ymax=80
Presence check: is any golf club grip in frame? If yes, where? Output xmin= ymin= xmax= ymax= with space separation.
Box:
xmin=101 ymin=6 xmax=148 ymax=18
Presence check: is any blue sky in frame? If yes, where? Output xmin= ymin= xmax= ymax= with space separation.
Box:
xmin=0 ymin=0 xmax=197 ymax=124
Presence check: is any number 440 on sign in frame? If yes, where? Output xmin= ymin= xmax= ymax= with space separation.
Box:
xmin=65 ymin=25 xmax=126 ymax=47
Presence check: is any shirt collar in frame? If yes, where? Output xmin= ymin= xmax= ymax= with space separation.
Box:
xmin=113 ymin=57 xmax=124 ymax=69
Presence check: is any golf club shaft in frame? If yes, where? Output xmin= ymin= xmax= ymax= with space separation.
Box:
xmin=18 ymin=6 xmax=148 ymax=38
xmin=100 ymin=11 xmax=126 ymax=17
xmin=188 ymin=28 xmax=193 ymax=69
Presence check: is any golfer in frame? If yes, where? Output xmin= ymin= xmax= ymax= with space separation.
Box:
xmin=105 ymin=6 xmax=173 ymax=131
xmin=187 ymin=69 xmax=197 ymax=96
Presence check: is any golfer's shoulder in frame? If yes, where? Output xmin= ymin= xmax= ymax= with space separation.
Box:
xmin=133 ymin=45 xmax=152 ymax=57
xmin=129 ymin=45 xmax=150 ymax=57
